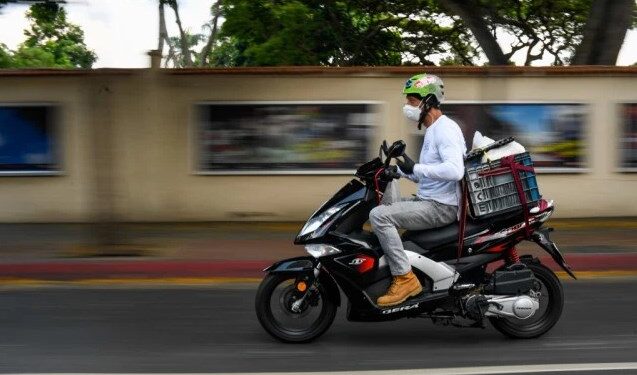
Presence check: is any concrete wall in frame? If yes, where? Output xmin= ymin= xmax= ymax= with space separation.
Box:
xmin=0 ymin=76 xmax=94 ymax=222
xmin=0 ymin=67 xmax=636 ymax=222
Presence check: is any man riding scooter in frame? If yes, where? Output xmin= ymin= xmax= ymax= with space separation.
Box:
xmin=370 ymin=73 xmax=467 ymax=307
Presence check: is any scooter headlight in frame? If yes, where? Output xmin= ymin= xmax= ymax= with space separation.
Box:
xmin=299 ymin=204 xmax=346 ymax=238
xmin=305 ymin=244 xmax=342 ymax=258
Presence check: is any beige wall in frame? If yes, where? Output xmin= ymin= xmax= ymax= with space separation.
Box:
xmin=0 ymin=68 xmax=636 ymax=222
xmin=0 ymin=77 xmax=94 ymax=222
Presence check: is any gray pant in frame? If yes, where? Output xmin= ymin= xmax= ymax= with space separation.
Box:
xmin=369 ymin=181 xmax=458 ymax=276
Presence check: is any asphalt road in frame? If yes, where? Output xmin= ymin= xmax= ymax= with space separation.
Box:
xmin=1 ymin=279 xmax=637 ymax=373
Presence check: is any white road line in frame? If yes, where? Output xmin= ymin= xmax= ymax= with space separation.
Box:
xmin=8 ymin=362 xmax=637 ymax=375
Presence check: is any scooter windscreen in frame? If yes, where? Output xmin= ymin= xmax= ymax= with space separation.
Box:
xmin=295 ymin=179 xmax=366 ymax=243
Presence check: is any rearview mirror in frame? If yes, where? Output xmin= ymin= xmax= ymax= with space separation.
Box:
xmin=387 ymin=140 xmax=406 ymax=158
xmin=381 ymin=140 xmax=389 ymax=156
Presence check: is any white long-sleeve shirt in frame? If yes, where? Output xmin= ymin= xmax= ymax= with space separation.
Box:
xmin=400 ymin=115 xmax=466 ymax=206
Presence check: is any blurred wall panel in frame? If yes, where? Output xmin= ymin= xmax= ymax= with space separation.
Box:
xmin=195 ymin=102 xmax=376 ymax=173
xmin=410 ymin=103 xmax=587 ymax=172
xmin=620 ymin=103 xmax=637 ymax=170
xmin=0 ymin=104 xmax=60 ymax=174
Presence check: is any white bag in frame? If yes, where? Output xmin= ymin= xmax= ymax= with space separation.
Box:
xmin=472 ymin=131 xmax=526 ymax=163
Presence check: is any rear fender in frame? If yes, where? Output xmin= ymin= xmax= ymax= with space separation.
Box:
xmin=531 ymin=228 xmax=577 ymax=279
xmin=264 ymin=256 xmax=341 ymax=306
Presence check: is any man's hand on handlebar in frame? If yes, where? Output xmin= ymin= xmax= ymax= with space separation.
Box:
xmin=396 ymin=155 xmax=415 ymax=175
xmin=382 ymin=165 xmax=402 ymax=181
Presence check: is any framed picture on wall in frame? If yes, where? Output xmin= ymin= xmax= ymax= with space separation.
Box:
xmin=409 ymin=102 xmax=587 ymax=172
xmin=194 ymin=101 xmax=378 ymax=174
xmin=619 ymin=103 xmax=637 ymax=172
xmin=0 ymin=104 xmax=60 ymax=175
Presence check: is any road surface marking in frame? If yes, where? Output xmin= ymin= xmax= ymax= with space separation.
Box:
xmin=8 ymin=362 xmax=637 ymax=374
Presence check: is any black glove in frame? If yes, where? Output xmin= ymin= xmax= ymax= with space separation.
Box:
xmin=382 ymin=165 xmax=401 ymax=180
xmin=396 ymin=155 xmax=415 ymax=175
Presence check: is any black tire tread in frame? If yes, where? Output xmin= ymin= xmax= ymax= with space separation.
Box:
xmin=489 ymin=262 xmax=564 ymax=339
xmin=255 ymin=274 xmax=337 ymax=343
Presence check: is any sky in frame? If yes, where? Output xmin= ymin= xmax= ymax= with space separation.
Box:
xmin=0 ymin=0 xmax=636 ymax=68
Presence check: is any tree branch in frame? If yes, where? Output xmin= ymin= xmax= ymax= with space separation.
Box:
xmin=573 ymin=0 xmax=634 ymax=65
xmin=198 ymin=1 xmax=220 ymax=66
xmin=157 ymin=1 xmax=169 ymax=56
xmin=168 ymin=0 xmax=192 ymax=67
xmin=441 ymin=0 xmax=508 ymax=65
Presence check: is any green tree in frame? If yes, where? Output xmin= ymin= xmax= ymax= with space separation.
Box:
xmin=0 ymin=43 xmax=13 ymax=68
xmin=159 ymin=0 xmax=636 ymax=67
xmin=2 ymin=2 xmax=96 ymax=68
xmin=216 ymin=0 xmax=477 ymax=66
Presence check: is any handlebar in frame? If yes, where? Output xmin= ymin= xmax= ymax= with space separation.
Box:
xmin=382 ymin=166 xmax=401 ymax=181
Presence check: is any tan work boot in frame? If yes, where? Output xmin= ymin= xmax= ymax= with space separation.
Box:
xmin=377 ymin=271 xmax=423 ymax=307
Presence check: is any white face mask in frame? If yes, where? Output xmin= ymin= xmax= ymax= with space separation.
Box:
xmin=402 ymin=104 xmax=421 ymax=122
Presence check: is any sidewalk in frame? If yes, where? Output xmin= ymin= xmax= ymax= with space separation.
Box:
xmin=1 ymin=218 xmax=636 ymax=284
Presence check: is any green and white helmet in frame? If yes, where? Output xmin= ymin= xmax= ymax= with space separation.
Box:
xmin=402 ymin=73 xmax=444 ymax=105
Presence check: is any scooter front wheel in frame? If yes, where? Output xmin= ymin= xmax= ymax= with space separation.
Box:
xmin=255 ymin=273 xmax=337 ymax=343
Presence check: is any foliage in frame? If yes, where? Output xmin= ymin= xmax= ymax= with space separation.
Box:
xmin=0 ymin=43 xmax=12 ymax=68
xmin=164 ymin=33 xmax=204 ymax=67
xmin=206 ymin=36 xmax=243 ymax=67
xmin=215 ymin=0 xmax=478 ymax=66
xmin=1 ymin=2 xmax=96 ymax=68
xmin=159 ymin=0 xmax=635 ymax=67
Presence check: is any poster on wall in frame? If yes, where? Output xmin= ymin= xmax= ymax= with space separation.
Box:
xmin=196 ymin=102 xmax=376 ymax=173
xmin=620 ymin=103 xmax=637 ymax=170
xmin=0 ymin=105 xmax=59 ymax=174
xmin=409 ymin=103 xmax=586 ymax=171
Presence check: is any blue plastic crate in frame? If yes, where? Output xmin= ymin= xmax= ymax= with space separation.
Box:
xmin=465 ymin=152 xmax=541 ymax=218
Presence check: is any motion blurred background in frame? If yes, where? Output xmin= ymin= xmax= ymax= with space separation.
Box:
xmin=1 ymin=1 xmax=637 ymax=373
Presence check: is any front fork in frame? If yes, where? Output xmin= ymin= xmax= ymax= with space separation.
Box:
xmin=291 ymin=263 xmax=322 ymax=312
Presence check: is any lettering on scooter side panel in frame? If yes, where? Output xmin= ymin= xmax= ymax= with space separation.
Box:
xmin=349 ymin=258 xmax=366 ymax=266
xmin=381 ymin=303 xmax=420 ymax=314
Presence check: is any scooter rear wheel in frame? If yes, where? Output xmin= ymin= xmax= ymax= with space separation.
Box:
xmin=255 ymin=274 xmax=337 ymax=343
xmin=489 ymin=262 xmax=564 ymax=339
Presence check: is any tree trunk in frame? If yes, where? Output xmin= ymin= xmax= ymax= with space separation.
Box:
xmin=169 ymin=0 xmax=192 ymax=67
xmin=572 ymin=0 xmax=635 ymax=65
xmin=158 ymin=1 xmax=168 ymax=55
xmin=442 ymin=0 xmax=509 ymax=65
xmin=199 ymin=1 xmax=220 ymax=67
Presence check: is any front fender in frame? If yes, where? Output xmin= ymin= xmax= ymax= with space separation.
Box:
xmin=264 ymin=256 xmax=317 ymax=273
xmin=264 ymin=256 xmax=341 ymax=307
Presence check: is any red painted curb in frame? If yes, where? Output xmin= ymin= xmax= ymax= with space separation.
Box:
xmin=0 ymin=260 xmax=272 ymax=279
xmin=0 ymin=253 xmax=635 ymax=280
xmin=541 ymin=253 xmax=637 ymax=271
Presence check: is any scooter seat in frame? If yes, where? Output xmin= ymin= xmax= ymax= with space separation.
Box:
xmin=402 ymin=218 xmax=491 ymax=250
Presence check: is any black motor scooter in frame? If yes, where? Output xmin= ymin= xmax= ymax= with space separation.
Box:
xmin=255 ymin=140 xmax=575 ymax=343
